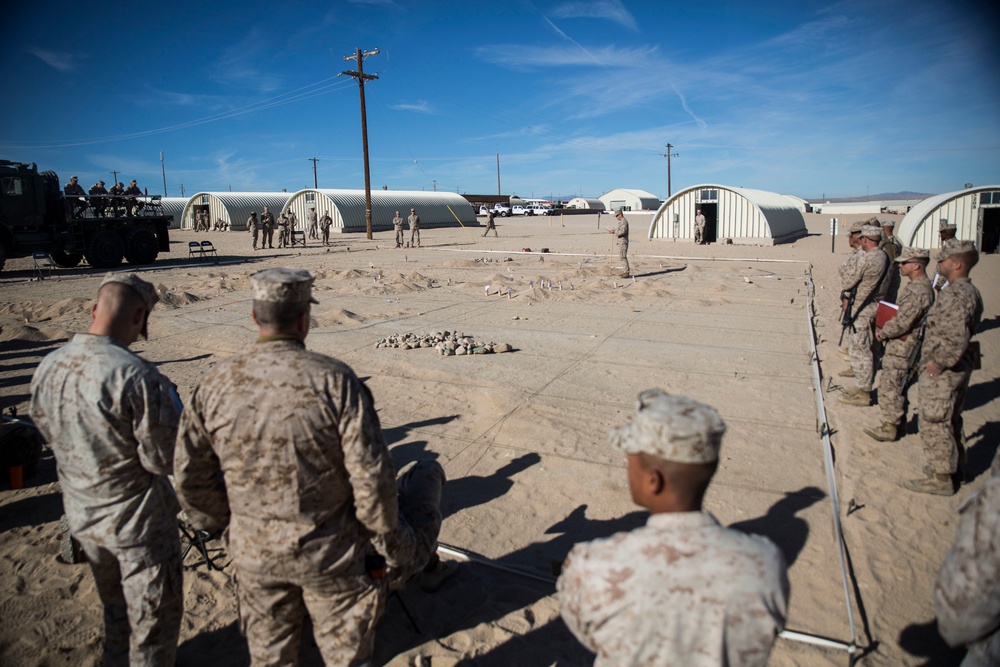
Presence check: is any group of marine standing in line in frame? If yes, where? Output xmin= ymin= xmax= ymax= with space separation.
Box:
xmin=245 ymin=207 xmax=335 ymax=250
xmin=22 ymin=208 xmax=996 ymax=666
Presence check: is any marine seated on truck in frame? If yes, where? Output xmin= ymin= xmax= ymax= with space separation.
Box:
xmin=63 ymin=176 xmax=88 ymax=217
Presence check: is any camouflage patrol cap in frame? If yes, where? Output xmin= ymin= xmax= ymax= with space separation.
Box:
xmin=936 ymin=239 xmax=976 ymax=261
xmin=251 ymin=267 xmax=319 ymax=304
xmin=895 ymin=247 xmax=929 ymax=263
xmin=880 ymin=219 xmax=895 ymax=228
xmin=939 ymin=219 xmax=957 ymax=232
xmin=100 ymin=272 xmax=159 ymax=311
xmin=849 ymin=220 xmax=865 ymax=233
xmin=609 ymin=389 xmax=726 ymax=464
xmin=860 ymin=225 xmax=882 ymax=240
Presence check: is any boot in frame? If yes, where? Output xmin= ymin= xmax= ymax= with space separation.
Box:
xmin=420 ymin=554 xmax=458 ymax=593
xmin=864 ymin=422 xmax=900 ymax=442
xmin=838 ymin=387 xmax=871 ymax=407
xmin=838 ymin=368 xmax=856 ymax=378
xmin=902 ymin=474 xmax=955 ymax=496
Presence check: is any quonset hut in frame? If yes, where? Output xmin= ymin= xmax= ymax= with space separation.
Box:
xmin=599 ymin=188 xmax=660 ymax=212
xmin=649 ymin=184 xmax=807 ymax=245
xmin=566 ymin=197 xmax=606 ymax=210
xmin=283 ymin=190 xmax=476 ymax=233
xmin=182 ymin=193 xmax=293 ymax=231
xmin=154 ymin=197 xmax=190 ymax=230
xmin=897 ymin=185 xmax=1000 ymax=253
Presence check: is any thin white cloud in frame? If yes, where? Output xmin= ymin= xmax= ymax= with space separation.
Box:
xmin=209 ymin=29 xmax=284 ymax=92
xmin=476 ymin=43 xmax=659 ymax=69
xmin=391 ymin=101 xmax=434 ymax=114
xmin=28 ymin=48 xmax=77 ymax=72
xmin=550 ymin=0 xmax=639 ymax=32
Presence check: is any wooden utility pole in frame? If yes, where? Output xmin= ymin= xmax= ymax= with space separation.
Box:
xmin=659 ymin=143 xmax=678 ymax=197
xmin=496 ymin=151 xmax=501 ymax=196
xmin=341 ymin=48 xmax=379 ymax=239
xmin=309 ymin=157 xmax=319 ymax=188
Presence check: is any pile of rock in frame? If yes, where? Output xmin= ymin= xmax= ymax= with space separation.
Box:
xmin=375 ymin=331 xmax=513 ymax=356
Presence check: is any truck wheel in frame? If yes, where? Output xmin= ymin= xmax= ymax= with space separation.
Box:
xmin=50 ymin=251 xmax=83 ymax=268
xmin=124 ymin=228 xmax=159 ymax=265
xmin=84 ymin=229 xmax=125 ymax=269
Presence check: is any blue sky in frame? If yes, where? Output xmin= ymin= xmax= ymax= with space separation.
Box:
xmin=1 ymin=0 xmax=998 ymax=201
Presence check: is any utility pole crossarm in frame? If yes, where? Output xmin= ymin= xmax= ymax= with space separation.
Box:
xmin=659 ymin=143 xmax=679 ymax=197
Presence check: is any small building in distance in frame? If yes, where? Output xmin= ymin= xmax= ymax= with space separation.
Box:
xmin=566 ymin=197 xmax=606 ymax=210
xmin=599 ymin=188 xmax=660 ymax=212
xmin=182 ymin=192 xmax=293 ymax=231
xmin=897 ymin=185 xmax=1000 ymax=253
xmin=283 ymin=190 xmax=476 ymax=233
xmin=649 ymin=184 xmax=807 ymax=245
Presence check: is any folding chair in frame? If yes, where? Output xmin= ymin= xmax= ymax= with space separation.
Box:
xmin=32 ymin=252 xmax=55 ymax=279
xmin=200 ymin=240 xmax=219 ymax=264
xmin=188 ymin=241 xmax=205 ymax=259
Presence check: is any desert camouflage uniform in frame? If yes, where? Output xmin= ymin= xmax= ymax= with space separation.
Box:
xmin=174 ymin=338 xmax=443 ymax=666
xmin=917 ymin=277 xmax=983 ymax=475
xmin=841 ymin=246 xmax=890 ymax=391
xmin=879 ymin=234 xmax=903 ymax=262
xmin=558 ymin=511 xmax=789 ymax=667
xmin=694 ymin=213 xmax=706 ymax=244
xmin=287 ymin=211 xmax=299 ymax=246
xmin=393 ymin=214 xmax=404 ymax=247
xmin=877 ymin=276 xmax=934 ymax=428
xmin=307 ymin=208 xmax=318 ymax=239
xmin=321 ymin=214 xmax=332 ymax=245
xmin=615 ymin=214 xmax=630 ymax=275
xmin=261 ymin=211 xmax=275 ymax=248
xmin=408 ymin=212 xmax=420 ymax=247
xmin=247 ymin=213 xmax=260 ymax=250
xmin=935 ymin=465 xmax=1000 ymax=666
xmin=277 ymin=213 xmax=290 ymax=248
xmin=31 ymin=334 xmax=183 ymax=667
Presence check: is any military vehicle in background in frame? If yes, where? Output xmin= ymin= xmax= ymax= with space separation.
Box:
xmin=0 ymin=160 xmax=172 ymax=271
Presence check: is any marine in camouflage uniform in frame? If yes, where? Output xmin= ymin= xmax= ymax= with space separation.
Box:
xmin=321 ymin=211 xmax=332 ymax=245
xmin=906 ymin=240 xmax=983 ymax=495
xmin=609 ymin=210 xmax=630 ymax=277
xmin=247 ymin=211 xmax=260 ymax=250
xmin=261 ymin=207 xmax=275 ymax=249
xmin=839 ymin=225 xmax=891 ymax=406
xmin=287 ymin=210 xmax=299 ymax=246
xmin=408 ymin=209 xmax=421 ymax=247
xmin=934 ymin=456 xmax=1000 ymax=666
xmin=174 ymin=268 xmax=451 ymax=667
xmin=31 ymin=274 xmax=183 ymax=667
xmin=836 ymin=221 xmax=866 ymax=358
xmin=558 ymin=390 xmax=789 ymax=667
xmin=865 ymin=247 xmax=935 ymax=442
xmin=878 ymin=218 xmax=903 ymax=302
xmin=393 ymin=211 xmax=404 ymax=247
xmin=277 ymin=212 xmax=290 ymax=248
xmin=307 ymin=208 xmax=318 ymax=239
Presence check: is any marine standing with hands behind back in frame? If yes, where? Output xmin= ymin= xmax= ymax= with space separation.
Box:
xmin=174 ymin=268 xmax=455 ymax=666
xmin=904 ymin=239 xmax=983 ymax=496
xmin=31 ymin=273 xmax=183 ymax=666
xmin=558 ymin=390 xmax=789 ymax=667
xmin=408 ymin=208 xmax=421 ymax=247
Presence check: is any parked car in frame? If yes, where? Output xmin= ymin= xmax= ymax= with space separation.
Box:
xmin=525 ymin=204 xmax=552 ymax=216
xmin=492 ymin=204 xmax=511 ymax=217
xmin=511 ymin=205 xmax=528 ymax=216
xmin=478 ymin=205 xmax=490 ymax=216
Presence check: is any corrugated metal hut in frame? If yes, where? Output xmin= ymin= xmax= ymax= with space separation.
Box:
xmin=897 ymin=185 xmax=1000 ymax=253
xmin=649 ymin=184 xmax=807 ymax=245
xmin=283 ymin=190 xmax=476 ymax=233
xmin=153 ymin=197 xmax=189 ymax=229
xmin=182 ymin=193 xmax=293 ymax=231
xmin=566 ymin=197 xmax=606 ymax=210
xmin=599 ymin=188 xmax=660 ymax=212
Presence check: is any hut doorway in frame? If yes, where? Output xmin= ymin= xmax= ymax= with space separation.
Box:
xmin=981 ymin=207 xmax=1000 ymax=254
xmin=700 ymin=203 xmax=719 ymax=244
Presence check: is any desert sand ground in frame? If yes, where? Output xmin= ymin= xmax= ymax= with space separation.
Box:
xmin=0 ymin=211 xmax=996 ymax=666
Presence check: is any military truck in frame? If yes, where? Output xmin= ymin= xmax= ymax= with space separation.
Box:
xmin=0 ymin=160 xmax=172 ymax=271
